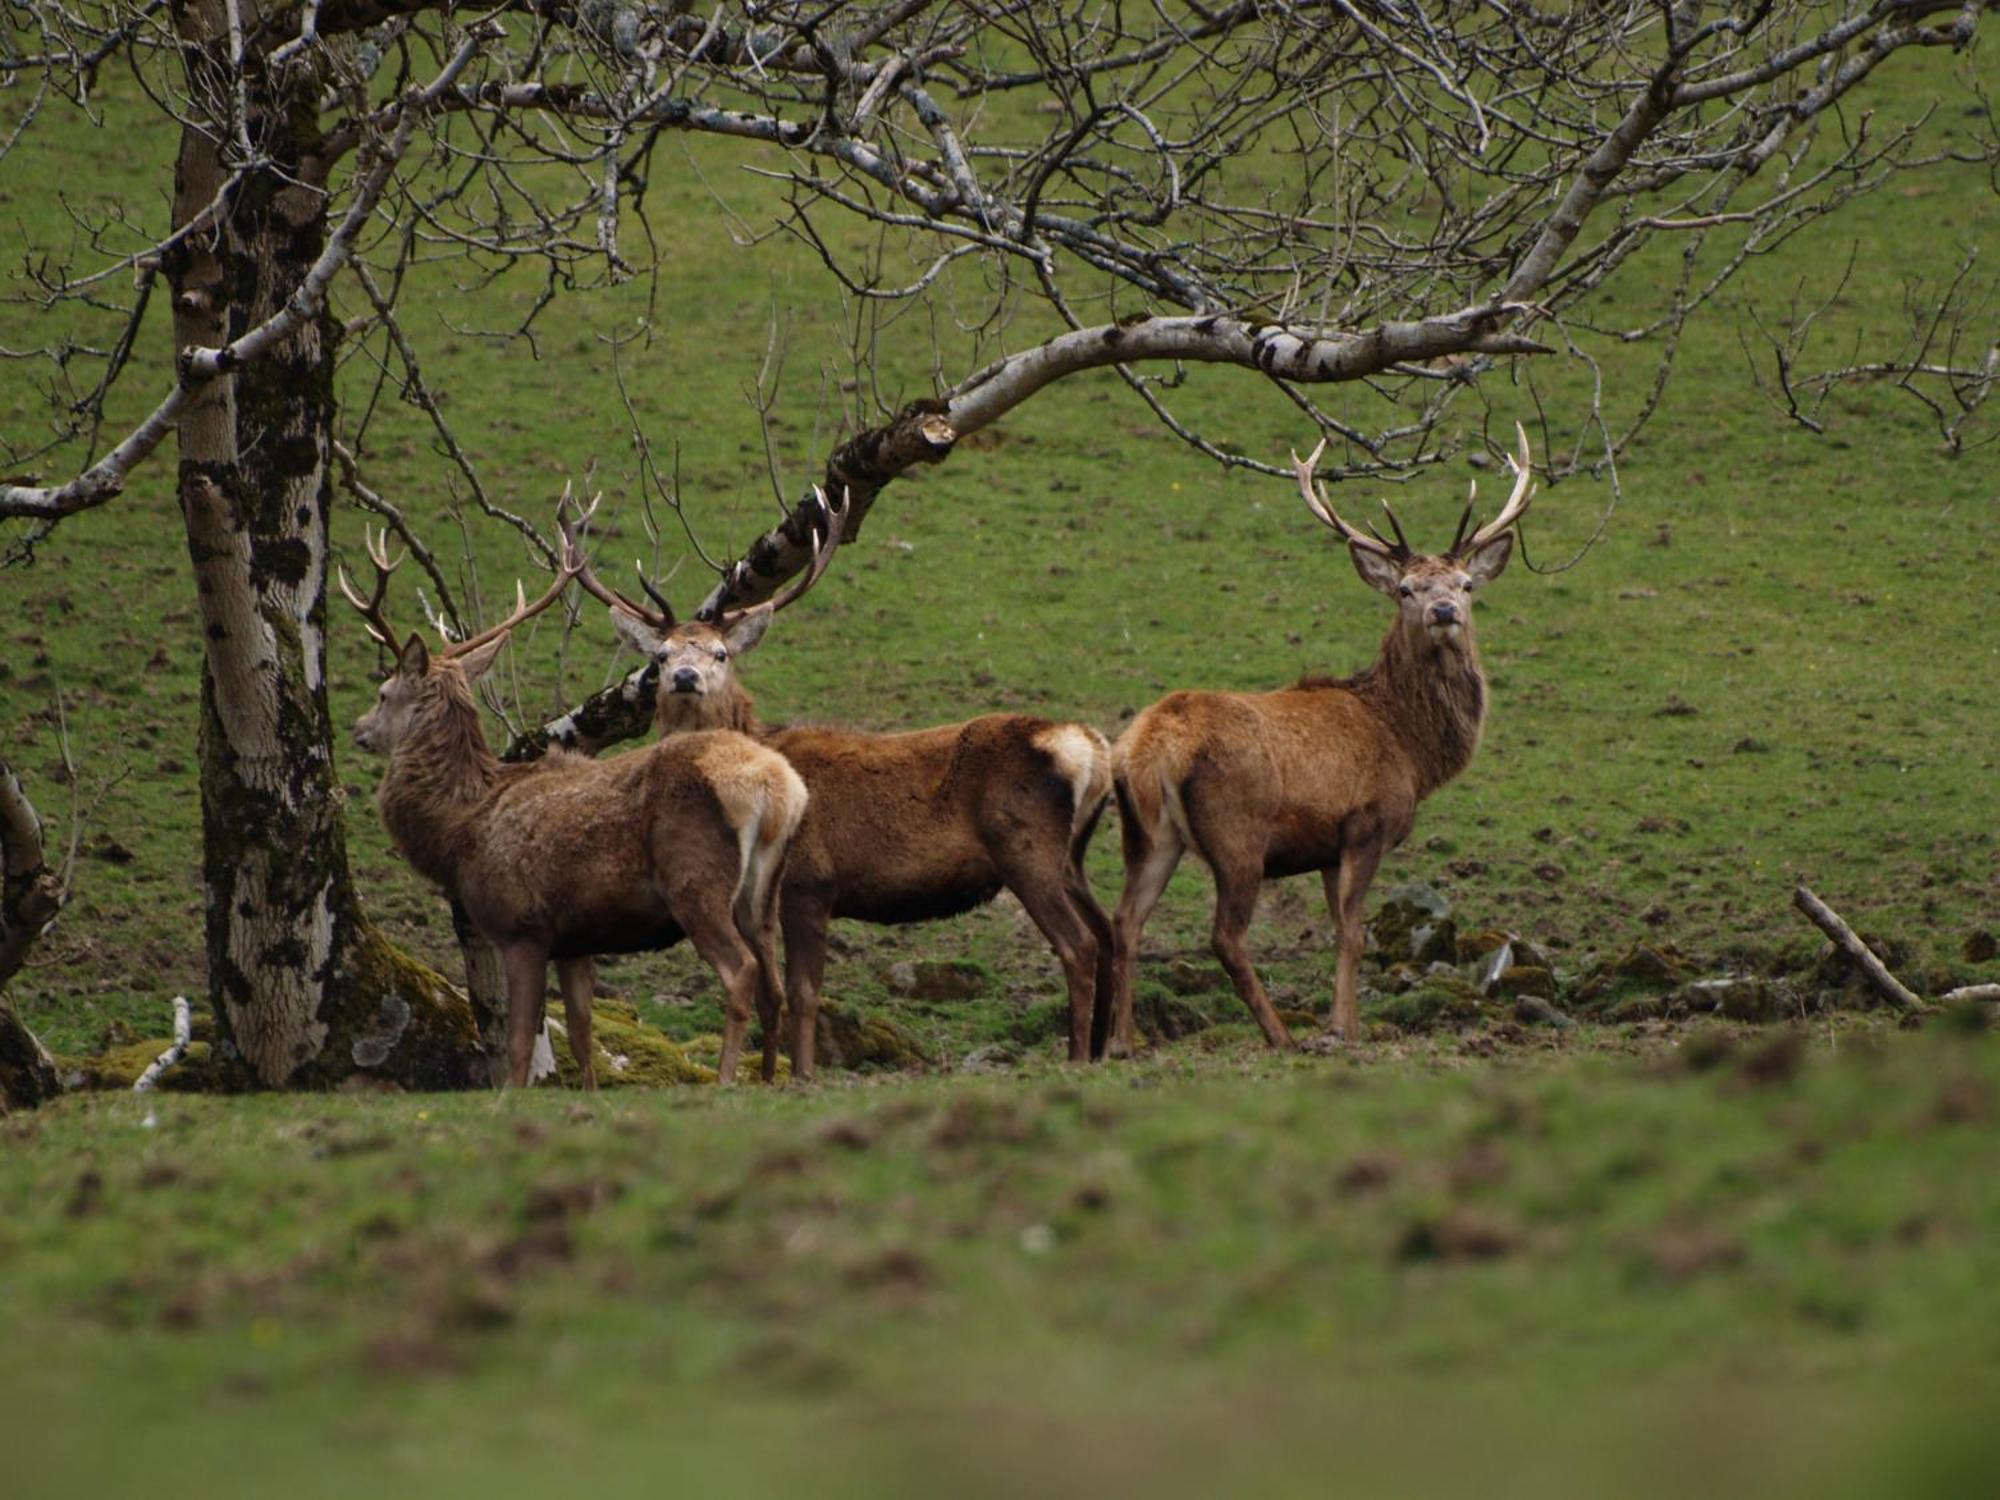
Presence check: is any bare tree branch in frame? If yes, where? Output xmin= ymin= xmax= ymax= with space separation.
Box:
xmin=1 ymin=19 xmax=500 ymax=522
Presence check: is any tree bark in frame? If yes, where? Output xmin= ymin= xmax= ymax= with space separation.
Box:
xmin=0 ymin=995 xmax=59 ymax=1112
xmin=1 ymin=754 xmax=65 ymax=1109
xmin=164 ymin=9 xmax=482 ymax=1089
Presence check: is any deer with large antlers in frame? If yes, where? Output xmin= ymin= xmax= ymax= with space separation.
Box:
xmin=563 ymin=491 xmax=1116 ymax=1077
xmin=1107 ymin=426 xmax=1539 ymax=1052
xmin=342 ymin=515 xmax=807 ymax=1087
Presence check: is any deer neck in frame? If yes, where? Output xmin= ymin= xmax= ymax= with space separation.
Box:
xmin=654 ymin=681 xmax=762 ymax=739
xmin=378 ymin=678 xmax=500 ymax=885
xmin=1366 ymin=618 xmax=1488 ymax=797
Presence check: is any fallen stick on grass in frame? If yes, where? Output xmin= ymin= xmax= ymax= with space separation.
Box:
xmin=1940 ymin=984 xmax=2000 ymax=1005
xmin=1791 ymin=886 xmax=1923 ymax=1012
xmin=132 ymin=996 xmax=191 ymax=1092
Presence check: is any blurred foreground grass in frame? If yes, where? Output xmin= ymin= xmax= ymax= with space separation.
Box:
xmin=3 ymin=1024 xmax=1995 ymax=1497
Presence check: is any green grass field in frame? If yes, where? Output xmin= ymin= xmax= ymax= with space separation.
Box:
xmin=2 ymin=30 xmax=1998 ymax=1496
xmin=4 ymin=52 xmax=1995 ymax=1064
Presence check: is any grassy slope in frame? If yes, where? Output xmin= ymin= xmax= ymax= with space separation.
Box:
xmin=3 ymin=50 xmax=1995 ymax=1062
xmin=1 ymin=38 xmax=1998 ymax=1493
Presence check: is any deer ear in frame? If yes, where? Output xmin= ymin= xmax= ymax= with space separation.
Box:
xmin=396 ymin=633 xmax=431 ymax=678
xmin=609 ymin=608 xmax=668 ymax=658
xmin=454 ymin=632 xmax=510 ymax=683
xmin=720 ymin=607 xmax=772 ymax=656
xmin=1462 ymin=530 xmax=1514 ymax=588
xmin=1348 ymin=543 xmax=1403 ymax=595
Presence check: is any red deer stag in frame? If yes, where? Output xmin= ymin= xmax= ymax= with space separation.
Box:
xmin=342 ymin=520 xmax=807 ymax=1087
xmin=1108 ymin=426 xmax=1537 ymax=1052
xmin=561 ymin=491 xmax=1116 ymax=1077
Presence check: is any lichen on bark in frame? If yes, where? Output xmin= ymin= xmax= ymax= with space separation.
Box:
xmin=162 ymin=16 xmax=489 ymax=1092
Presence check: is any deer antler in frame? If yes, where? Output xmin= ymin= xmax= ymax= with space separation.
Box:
xmin=1451 ymin=423 xmax=1536 ymax=557
xmin=561 ymin=486 xmax=848 ymax=640
xmin=337 ymin=526 xmax=404 ymax=647
xmin=435 ymin=499 xmax=588 ymax=660
xmin=1291 ymin=439 xmax=1411 ymax=562
xmin=707 ymin=486 xmax=848 ymax=628
xmin=557 ymin=488 xmax=671 ymax=632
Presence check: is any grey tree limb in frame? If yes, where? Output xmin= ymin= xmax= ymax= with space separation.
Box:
xmin=1792 ymin=884 xmax=1925 ymax=1012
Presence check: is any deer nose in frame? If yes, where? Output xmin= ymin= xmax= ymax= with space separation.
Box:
xmin=671 ymin=666 xmax=701 ymax=692
xmin=1429 ymin=601 xmax=1459 ymax=626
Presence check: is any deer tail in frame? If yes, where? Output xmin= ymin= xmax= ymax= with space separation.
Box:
xmin=1112 ymin=717 xmax=1195 ymax=851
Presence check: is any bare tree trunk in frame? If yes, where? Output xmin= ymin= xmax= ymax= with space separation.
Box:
xmin=163 ymin=10 xmax=481 ymax=1089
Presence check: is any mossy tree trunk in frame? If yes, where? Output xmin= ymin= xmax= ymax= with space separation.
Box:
xmin=162 ymin=8 xmax=481 ymax=1090
xmin=2 ymin=756 xmax=66 ymax=1108
xmin=0 ymin=996 xmax=60 ymax=1111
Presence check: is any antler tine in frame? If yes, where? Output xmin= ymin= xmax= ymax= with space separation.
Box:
xmin=1459 ymin=422 xmax=1536 ymax=555
xmin=436 ymin=537 xmax=584 ymax=662
xmin=1376 ymin=500 xmax=1413 ymax=558
xmin=1449 ymin=481 xmax=1477 ymax=556
xmin=556 ymin=490 xmax=673 ymax=631
xmin=338 ymin=526 xmax=404 ymax=648
xmin=706 ymin=485 xmax=849 ymax=627
xmin=1291 ymin=436 xmax=1399 ymax=558
xmin=363 ymin=523 xmax=402 ymax=576
xmin=635 ymin=570 xmax=678 ymax=627
xmin=764 ymin=485 xmax=848 ymax=614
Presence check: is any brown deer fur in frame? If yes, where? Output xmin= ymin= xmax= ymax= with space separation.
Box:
xmin=1108 ymin=432 xmax=1535 ymax=1051
xmin=610 ymin=609 xmax=1115 ymax=1076
xmin=354 ymin=631 xmax=807 ymax=1087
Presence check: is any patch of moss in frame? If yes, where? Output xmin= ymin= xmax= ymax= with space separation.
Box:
xmin=314 ymin=919 xmax=485 ymax=1090
xmin=1574 ymin=943 xmax=1696 ymax=1011
xmin=66 ymin=1040 xmax=215 ymax=1091
xmin=1365 ymin=976 xmax=1484 ymax=1032
xmin=812 ymin=1000 xmax=928 ymax=1073
xmin=553 ymin=1000 xmax=715 ymax=1087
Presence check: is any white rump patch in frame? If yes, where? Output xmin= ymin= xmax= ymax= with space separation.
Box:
xmin=1035 ymin=723 xmax=1112 ymax=835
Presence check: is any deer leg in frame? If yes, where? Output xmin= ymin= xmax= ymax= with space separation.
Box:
xmin=1072 ymin=870 xmax=1118 ymax=1061
xmin=732 ymin=892 xmax=784 ymax=1084
xmin=1328 ymin=842 xmax=1385 ymax=1041
xmin=1110 ymin=823 xmax=1183 ymax=1058
xmin=1209 ymin=861 xmax=1297 ymax=1051
xmin=499 ymin=943 xmax=549 ymax=1088
xmin=680 ymin=902 xmax=760 ymax=1087
xmin=1004 ymin=861 xmax=1103 ymax=1065
xmin=555 ymin=956 xmax=597 ymax=1091
xmin=779 ymin=892 xmax=832 ymax=1083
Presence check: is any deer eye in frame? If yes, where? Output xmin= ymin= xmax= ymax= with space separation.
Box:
xmin=1398 ymin=583 xmax=1414 ymax=598
xmin=711 ymin=646 xmax=728 ymax=662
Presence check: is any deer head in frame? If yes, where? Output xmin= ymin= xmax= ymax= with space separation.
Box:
xmin=559 ymin=488 xmax=847 ymax=726
xmin=343 ymin=521 xmax=584 ymax=754
xmin=1292 ymin=424 xmax=1535 ymax=651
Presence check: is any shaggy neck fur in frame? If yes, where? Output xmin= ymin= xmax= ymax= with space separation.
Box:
xmin=654 ymin=679 xmax=761 ymax=739
xmin=377 ymin=667 xmax=502 ymax=886
xmin=1326 ymin=618 xmax=1487 ymax=798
